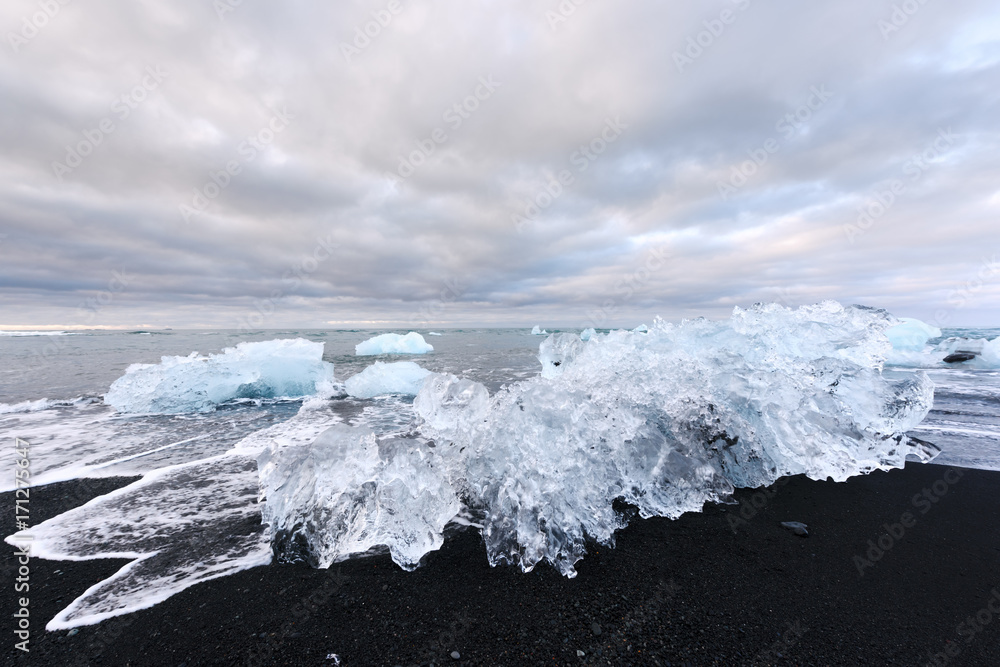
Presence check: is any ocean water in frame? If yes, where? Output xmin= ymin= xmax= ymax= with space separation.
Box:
xmin=2 ymin=315 xmax=999 ymax=629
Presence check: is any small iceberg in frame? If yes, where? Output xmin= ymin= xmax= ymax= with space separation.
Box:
xmin=885 ymin=317 xmax=941 ymax=351
xmin=632 ymin=324 xmax=649 ymax=334
xmin=530 ymin=325 xmax=547 ymax=335
xmin=105 ymin=338 xmax=335 ymax=414
xmin=345 ymin=361 xmax=432 ymax=398
xmin=580 ymin=328 xmax=596 ymax=341
xmin=427 ymin=332 xmax=443 ymax=336
xmin=355 ymin=332 xmax=434 ymax=355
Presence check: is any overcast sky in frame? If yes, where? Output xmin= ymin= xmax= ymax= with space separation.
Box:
xmin=1 ymin=0 xmax=998 ymax=330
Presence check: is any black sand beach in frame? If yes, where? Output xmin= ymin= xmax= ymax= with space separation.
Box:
xmin=4 ymin=463 xmax=999 ymax=666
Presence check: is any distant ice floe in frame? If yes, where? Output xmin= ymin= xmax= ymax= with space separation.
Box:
xmin=530 ymin=325 xmax=547 ymax=335
xmin=886 ymin=317 xmax=942 ymax=351
xmin=105 ymin=338 xmax=335 ymax=414
xmin=355 ymin=332 xmax=433 ymax=355
xmin=885 ymin=317 xmax=1000 ymax=368
xmin=345 ymin=361 xmax=432 ymax=398
xmin=260 ymin=301 xmax=937 ymax=579
xmin=427 ymin=332 xmax=443 ymax=336
xmin=0 ymin=330 xmax=77 ymax=336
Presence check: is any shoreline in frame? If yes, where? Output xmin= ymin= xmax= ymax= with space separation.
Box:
xmin=3 ymin=463 xmax=999 ymax=665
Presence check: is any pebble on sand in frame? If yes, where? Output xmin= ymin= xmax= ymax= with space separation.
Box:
xmin=780 ymin=521 xmax=809 ymax=537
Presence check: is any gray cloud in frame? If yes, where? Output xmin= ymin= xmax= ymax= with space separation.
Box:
xmin=1 ymin=0 xmax=998 ymax=329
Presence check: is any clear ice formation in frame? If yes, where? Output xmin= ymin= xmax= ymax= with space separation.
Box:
xmin=258 ymin=425 xmax=461 ymax=570
xmin=580 ymin=328 xmax=596 ymax=341
xmin=258 ymin=302 xmax=937 ymax=578
xmin=893 ymin=336 xmax=1000 ymax=368
xmin=105 ymin=338 xmax=335 ymax=414
xmin=344 ymin=361 xmax=432 ymax=398
xmin=882 ymin=316 xmax=1000 ymax=368
xmin=355 ymin=332 xmax=434 ymax=355
xmin=885 ymin=317 xmax=942 ymax=351
xmin=530 ymin=325 xmax=547 ymax=335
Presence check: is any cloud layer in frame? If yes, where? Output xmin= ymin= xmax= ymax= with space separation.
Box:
xmin=2 ymin=0 xmax=999 ymax=329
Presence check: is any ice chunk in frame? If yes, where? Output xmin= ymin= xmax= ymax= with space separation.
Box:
xmin=885 ymin=317 xmax=941 ymax=351
xmin=530 ymin=325 xmax=547 ymax=335
xmin=428 ymin=332 xmax=443 ymax=336
xmin=580 ymin=328 xmax=596 ymax=341
xmin=355 ymin=332 xmax=433 ymax=355
xmin=886 ymin=335 xmax=1000 ymax=368
xmin=413 ymin=373 xmax=490 ymax=444
xmin=265 ymin=301 xmax=937 ymax=581
xmin=257 ymin=424 xmax=461 ymax=571
xmin=632 ymin=324 xmax=649 ymax=333
xmin=935 ymin=337 xmax=1000 ymax=368
xmin=104 ymin=339 xmax=335 ymax=414
xmin=345 ymin=361 xmax=432 ymax=398
xmin=538 ymin=333 xmax=586 ymax=379
xmin=413 ymin=301 xmax=935 ymax=577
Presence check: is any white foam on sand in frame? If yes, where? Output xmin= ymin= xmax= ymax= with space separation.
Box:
xmin=5 ymin=400 xmax=351 ymax=629
xmin=8 ymin=453 xmax=271 ymax=630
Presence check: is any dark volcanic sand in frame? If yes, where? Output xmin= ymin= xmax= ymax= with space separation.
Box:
xmin=3 ymin=464 xmax=1000 ymax=666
